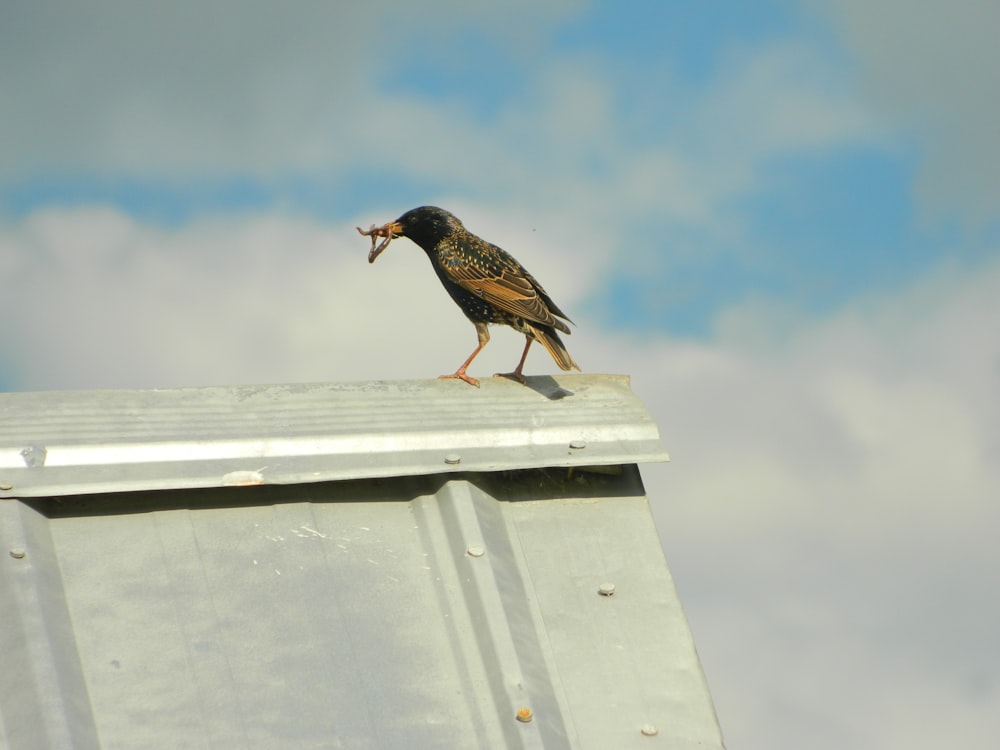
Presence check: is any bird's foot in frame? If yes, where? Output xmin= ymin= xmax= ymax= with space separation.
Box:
xmin=439 ymin=371 xmax=480 ymax=388
xmin=494 ymin=371 xmax=527 ymax=385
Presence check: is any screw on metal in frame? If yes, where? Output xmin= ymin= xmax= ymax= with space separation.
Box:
xmin=569 ymin=440 xmax=586 ymax=450
xmin=444 ymin=454 xmax=462 ymax=465
xmin=598 ymin=582 xmax=616 ymax=596
xmin=515 ymin=707 xmax=533 ymax=723
xmin=10 ymin=549 xmax=26 ymax=559
xmin=0 ymin=481 xmax=12 ymax=491
xmin=466 ymin=545 xmax=485 ymax=558
xmin=640 ymin=724 xmax=659 ymax=736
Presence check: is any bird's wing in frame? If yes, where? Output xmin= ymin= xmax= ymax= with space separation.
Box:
xmin=441 ymin=248 xmax=566 ymax=330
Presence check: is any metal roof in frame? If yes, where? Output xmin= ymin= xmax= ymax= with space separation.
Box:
xmin=0 ymin=374 xmax=667 ymax=499
xmin=0 ymin=374 xmax=724 ymax=749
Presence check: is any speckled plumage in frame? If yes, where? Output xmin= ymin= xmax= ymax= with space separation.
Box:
xmin=359 ymin=206 xmax=579 ymax=387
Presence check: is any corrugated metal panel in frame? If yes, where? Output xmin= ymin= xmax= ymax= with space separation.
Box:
xmin=0 ymin=375 xmax=667 ymax=499
xmin=0 ymin=375 xmax=724 ymax=750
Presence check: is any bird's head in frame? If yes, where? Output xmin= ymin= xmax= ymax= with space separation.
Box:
xmin=358 ymin=206 xmax=463 ymax=263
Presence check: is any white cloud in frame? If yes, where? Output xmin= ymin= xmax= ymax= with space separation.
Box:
xmin=0 ymin=1 xmax=583 ymax=178
xmin=623 ymin=257 xmax=1000 ymax=750
xmin=819 ymin=0 xmax=1000 ymax=225
xmin=2 ymin=207 xmax=998 ymax=748
xmin=0 ymin=207 xmax=582 ymax=389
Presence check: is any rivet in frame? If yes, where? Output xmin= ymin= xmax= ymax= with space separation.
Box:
xmin=10 ymin=549 xmax=26 ymax=559
xmin=516 ymin=707 xmax=533 ymax=723
xmin=598 ymin=582 xmax=616 ymax=596
xmin=569 ymin=440 xmax=586 ymax=450
xmin=444 ymin=454 xmax=462 ymax=465
xmin=0 ymin=482 xmax=12 ymax=491
xmin=466 ymin=545 xmax=485 ymax=558
xmin=641 ymin=724 xmax=659 ymax=736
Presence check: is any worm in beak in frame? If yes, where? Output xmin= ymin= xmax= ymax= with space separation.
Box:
xmin=357 ymin=221 xmax=403 ymax=263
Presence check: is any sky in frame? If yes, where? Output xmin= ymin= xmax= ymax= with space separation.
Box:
xmin=2 ymin=1 xmax=999 ymax=747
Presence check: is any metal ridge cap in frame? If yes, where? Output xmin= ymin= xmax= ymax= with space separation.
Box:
xmin=0 ymin=445 xmax=670 ymax=500
xmin=0 ymin=374 xmax=669 ymax=498
xmin=0 ymin=374 xmax=655 ymax=442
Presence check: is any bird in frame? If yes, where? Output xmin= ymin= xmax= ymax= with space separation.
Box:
xmin=358 ymin=206 xmax=579 ymax=387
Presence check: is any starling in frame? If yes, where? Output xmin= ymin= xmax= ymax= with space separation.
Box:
xmin=358 ymin=206 xmax=579 ymax=387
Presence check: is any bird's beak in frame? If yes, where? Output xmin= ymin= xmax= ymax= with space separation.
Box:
xmin=357 ymin=221 xmax=404 ymax=263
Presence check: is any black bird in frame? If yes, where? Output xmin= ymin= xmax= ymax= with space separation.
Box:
xmin=358 ymin=206 xmax=579 ymax=387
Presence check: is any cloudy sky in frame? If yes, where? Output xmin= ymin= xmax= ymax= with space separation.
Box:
xmin=2 ymin=1 xmax=998 ymax=747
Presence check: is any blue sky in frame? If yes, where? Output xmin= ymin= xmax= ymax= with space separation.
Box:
xmin=3 ymin=1 xmax=993 ymax=342
xmin=2 ymin=2 xmax=999 ymax=748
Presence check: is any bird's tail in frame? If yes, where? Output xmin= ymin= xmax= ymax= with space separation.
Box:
xmin=529 ymin=324 xmax=580 ymax=372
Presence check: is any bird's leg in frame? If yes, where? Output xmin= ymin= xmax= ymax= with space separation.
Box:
xmin=440 ymin=323 xmax=490 ymax=388
xmin=495 ymin=336 xmax=533 ymax=385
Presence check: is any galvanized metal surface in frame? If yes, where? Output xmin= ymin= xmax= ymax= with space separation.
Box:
xmin=0 ymin=374 xmax=668 ymax=499
xmin=0 ymin=375 xmax=723 ymax=750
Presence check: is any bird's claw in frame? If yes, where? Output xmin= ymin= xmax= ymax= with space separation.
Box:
xmin=494 ymin=371 xmax=527 ymax=385
xmin=439 ymin=372 xmax=480 ymax=388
